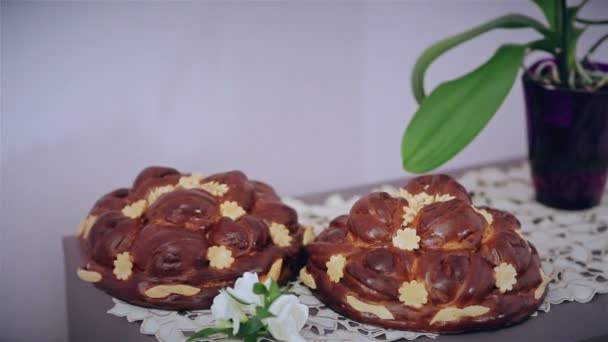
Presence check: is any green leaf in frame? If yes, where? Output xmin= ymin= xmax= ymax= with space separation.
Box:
xmin=236 ymin=317 xmax=264 ymax=337
xmin=529 ymin=38 xmax=554 ymax=53
xmin=402 ymin=44 xmax=526 ymax=173
xmin=533 ymin=0 xmax=558 ymax=29
xmin=575 ymin=18 xmax=608 ymax=25
xmin=266 ymin=279 xmax=282 ymax=306
xmin=253 ymin=282 xmax=268 ymax=295
xmin=411 ymin=14 xmax=550 ymax=103
xmin=584 ymin=33 xmax=608 ymax=60
xmin=186 ymin=327 xmax=233 ymax=341
xmin=244 ymin=334 xmax=258 ymax=342
xmin=255 ymin=306 xmax=275 ymax=319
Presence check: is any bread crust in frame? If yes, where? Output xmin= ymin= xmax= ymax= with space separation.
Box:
xmin=77 ymin=167 xmax=305 ymax=310
xmin=303 ymin=175 xmax=547 ymax=333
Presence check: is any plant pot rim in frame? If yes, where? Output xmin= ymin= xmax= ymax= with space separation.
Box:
xmin=522 ymin=59 xmax=608 ymax=95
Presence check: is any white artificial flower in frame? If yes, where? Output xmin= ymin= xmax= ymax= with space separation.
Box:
xmin=210 ymin=272 xmax=265 ymax=334
xmin=263 ymin=295 xmax=309 ymax=342
xmin=209 ymin=272 xmax=308 ymax=341
xmin=227 ymin=272 xmax=264 ymax=307
xmin=210 ymin=290 xmax=243 ymax=335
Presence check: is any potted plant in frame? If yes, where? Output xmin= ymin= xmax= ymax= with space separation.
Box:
xmin=402 ymin=0 xmax=607 ymax=210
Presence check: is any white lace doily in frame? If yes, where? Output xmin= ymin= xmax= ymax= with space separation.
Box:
xmin=108 ymin=163 xmax=608 ymax=342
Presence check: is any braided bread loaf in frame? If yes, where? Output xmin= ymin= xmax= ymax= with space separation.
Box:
xmin=300 ymin=175 xmax=549 ymax=333
xmin=76 ymin=167 xmax=309 ymax=310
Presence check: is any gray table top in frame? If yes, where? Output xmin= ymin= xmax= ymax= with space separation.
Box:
xmin=63 ymin=160 xmax=608 ymax=342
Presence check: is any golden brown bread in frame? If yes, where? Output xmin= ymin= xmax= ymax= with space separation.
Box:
xmin=76 ymin=166 xmax=307 ymax=310
xmin=301 ymin=175 xmax=549 ymax=333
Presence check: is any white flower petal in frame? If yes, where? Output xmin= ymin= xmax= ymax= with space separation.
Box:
xmin=287 ymin=333 xmax=306 ymax=342
xmin=265 ymin=295 xmax=309 ymax=341
xmin=210 ymin=290 xmax=242 ymax=335
xmin=228 ymin=272 xmax=263 ymax=306
xmin=264 ymin=317 xmax=293 ymax=341
xmin=210 ymin=291 xmax=230 ymax=319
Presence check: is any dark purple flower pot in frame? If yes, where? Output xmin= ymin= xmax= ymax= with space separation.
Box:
xmin=522 ymin=62 xmax=608 ymax=210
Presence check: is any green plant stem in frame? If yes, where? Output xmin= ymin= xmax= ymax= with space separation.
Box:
xmin=556 ymin=0 xmax=570 ymax=83
xmin=411 ymin=14 xmax=551 ymax=103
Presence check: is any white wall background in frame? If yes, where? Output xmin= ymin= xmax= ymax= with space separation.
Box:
xmin=1 ymin=1 xmax=606 ymax=340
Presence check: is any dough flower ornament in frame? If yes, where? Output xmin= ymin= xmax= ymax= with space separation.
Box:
xmin=187 ymin=272 xmax=308 ymax=342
